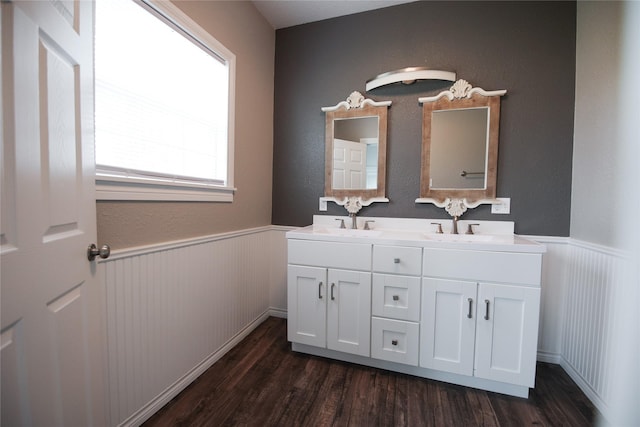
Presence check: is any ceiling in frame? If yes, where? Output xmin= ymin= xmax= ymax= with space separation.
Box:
xmin=252 ymin=0 xmax=417 ymax=29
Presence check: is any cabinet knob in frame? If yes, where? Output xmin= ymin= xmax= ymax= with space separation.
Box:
xmin=391 ymin=339 xmax=398 ymax=346
xmin=392 ymin=295 xmax=399 ymax=301
xmin=393 ymin=258 xmax=400 ymax=264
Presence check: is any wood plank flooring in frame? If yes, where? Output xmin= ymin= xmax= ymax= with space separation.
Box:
xmin=143 ymin=317 xmax=598 ymax=427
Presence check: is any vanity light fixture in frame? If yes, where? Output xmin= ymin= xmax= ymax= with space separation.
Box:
xmin=366 ymin=66 xmax=456 ymax=92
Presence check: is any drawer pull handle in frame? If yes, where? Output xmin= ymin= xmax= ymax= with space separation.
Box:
xmin=484 ymin=299 xmax=490 ymax=320
xmin=394 ymin=258 xmax=400 ymax=264
xmin=318 ymin=282 xmax=323 ymax=299
xmin=467 ymin=298 xmax=473 ymax=319
xmin=391 ymin=339 xmax=398 ymax=346
xmin=331 ymin=283 xmax=336 ymax=300
xmin=393 ymin=295 xmax=399 ymax=301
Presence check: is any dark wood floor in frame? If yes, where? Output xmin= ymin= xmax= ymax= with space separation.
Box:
xmin=144 ymin=317 xmax=598 ymax=427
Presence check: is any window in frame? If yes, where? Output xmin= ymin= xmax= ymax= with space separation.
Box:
xmin=94 ymin=0 xmax=235 ymax=201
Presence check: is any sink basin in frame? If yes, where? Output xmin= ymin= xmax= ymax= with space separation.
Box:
xmin=422 ymin=233 xmax=498 ymax=243
xmin=315 ymin=227 xmax=383 ymax=238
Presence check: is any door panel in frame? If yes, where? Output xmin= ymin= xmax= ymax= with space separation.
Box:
xmin=1 ymin=1 xmax=104 ymax=425
xmin=333 ymin=138 xmax=365 ymax=189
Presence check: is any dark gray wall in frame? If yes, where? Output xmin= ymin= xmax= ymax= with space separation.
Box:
xmin=272 ymin=1 xmax=576 ymax=236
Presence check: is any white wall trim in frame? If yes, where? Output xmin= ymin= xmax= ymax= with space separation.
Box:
xmin=99 ymin=225 xmax=274 ymax=261
xmin=559 ymin=356 xmax=611 ymax=423
xmin=101 ymin=225 xmax=280 ymax=426
xmin=569 ymin=237 xmax=629 ymax=258
xmin=119 ymin=311 xmax=271 ymax=427
xmin=268 ymin=307 xmax=288 ymax=319
xmin=536 ymin=350 xmax=562 ymax=364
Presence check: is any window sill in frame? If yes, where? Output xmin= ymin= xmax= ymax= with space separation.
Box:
xmin=95 ymin=176 xmax=235 ymax=202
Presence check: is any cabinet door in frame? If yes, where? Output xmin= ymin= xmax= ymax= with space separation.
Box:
xmin=420 ymin=278 xmax=477 ymax=376
xmin=474 ymin=283 xmax=541 ymax=387
xmin=287 ymin=265 xmax=327 ymax=347
xmin=327 ymin=269 xmax=372 ymax=356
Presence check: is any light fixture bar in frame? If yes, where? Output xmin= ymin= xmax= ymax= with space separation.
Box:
xmin=366 ymin=66 xmax=456 ymax=91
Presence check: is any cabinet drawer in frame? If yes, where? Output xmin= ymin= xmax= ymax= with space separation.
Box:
xmin=423 ymin=248 xmax=542 ymax=286
xmin=371 ymin=317 xmax=419 ymax=366
xmin=373 ymin=245 xmax=422 ymax=276
xmin=288 ymin=239 xmax=371 ymax=270
xmin=372 ymin=274 xmax=421 ymax=321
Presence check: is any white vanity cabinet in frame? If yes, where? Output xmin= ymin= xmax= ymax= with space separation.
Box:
xmin=420 ymin=248 xmax=542 ymax=388
xmin=370 ymin=245 xmax=422 ymax=366
xmin=287 ymin=239 xmax=372 ymax=357
xmin=286 ymin=217 xmax=545 ymax=398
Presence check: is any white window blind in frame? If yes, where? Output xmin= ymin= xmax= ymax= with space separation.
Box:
xmin=95 ymin=0 xmax=233 ymax=196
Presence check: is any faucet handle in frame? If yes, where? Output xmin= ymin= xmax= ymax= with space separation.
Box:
xmin=431 ymin=222 xmax=444 ymax=234
xmin=335 ymin=218 xmax=346 ymax=229
xmin=466 ymin=223 xmax=480 ymax=235
xmin=364 ymin=220 xmax=375 ymax=230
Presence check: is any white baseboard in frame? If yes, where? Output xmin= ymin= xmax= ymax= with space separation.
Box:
xmin=537 ymin=351 xmax=562 ymax=364
xmin=268 ymin=307 xmax=287 ymax=318
xmin=559 ymin=357 xmax=611 ymax=423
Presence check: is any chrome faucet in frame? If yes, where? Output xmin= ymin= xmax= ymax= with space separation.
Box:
xmin=349 ymin=213 xmax=358 ymax=229
xmin=452 ymin=216 xmax=459 ymax=234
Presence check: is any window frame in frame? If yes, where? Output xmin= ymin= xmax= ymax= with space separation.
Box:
xmin=94 ymin=0 xmax=236 ymax=202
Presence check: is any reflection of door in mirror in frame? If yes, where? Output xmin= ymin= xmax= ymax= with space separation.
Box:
xmin=333 ymin=117 xmax=379 ymax=190
xmin=333 ymin=138 xmax=365 ymax=189
xmin=430 ymin=108 xmax=489 ymax=190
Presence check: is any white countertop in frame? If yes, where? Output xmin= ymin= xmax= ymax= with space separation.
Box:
xmin=286 ymin=216 xmax=546 ymax=254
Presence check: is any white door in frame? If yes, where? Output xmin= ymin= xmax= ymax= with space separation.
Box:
xmin=474 ymin=283 xmax=540 ymax=387
xmin=327 ymin=269 xmax=371 ymax=356
xmin=332 ymin=138 xmax=365 ymax=189
xmin=287 ymin=265 xmax=327 ymax=347
xmin=420 ymin=278 xmax=477 ymax=376
xmin=1 ymin=1 xmax=105 ymax=425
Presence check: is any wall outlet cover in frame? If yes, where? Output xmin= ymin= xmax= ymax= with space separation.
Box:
xmin=491 ymin=197 xmax=511 ymax=214
xmin=319 ymin=198 xmax=327 ymax=211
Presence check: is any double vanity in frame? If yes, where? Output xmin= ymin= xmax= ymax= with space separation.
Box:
xmin=287 ymin=216 xmax=545 ymax=398
xmin=291 ymin=78 xmax=546 ymax=397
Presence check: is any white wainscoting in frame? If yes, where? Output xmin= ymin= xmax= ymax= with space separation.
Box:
xmin=99 ymin=227 xmax=630 ymax=426
xmin=531 ymin=236 xmax=569 ymax=363
xmin=99 ymin=226 xmax=290 ymax=426
xmin=532 ymin=236 xmax=631 ymax=424
xmin=557 ymin=239 xmax=629 ymax=423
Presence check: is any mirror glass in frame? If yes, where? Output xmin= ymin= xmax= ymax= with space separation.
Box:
xmin=429 ymin=107 xmax=489 ymax=189
xmin=324 ymin=99 xmax=388 ymax=199
xmin=332 ymin=116 xmax=379 ymax=190
xmin=419 ymin=91 xmax=501 ymax=203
